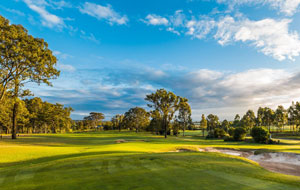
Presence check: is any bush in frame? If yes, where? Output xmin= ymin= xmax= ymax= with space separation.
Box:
xmin=206 ymin=128 xmax=227 ymax=139
xmin=228 ymin=127 xmax=235 ymax=136
xmin=205 ymin=131 xmax=215 ymax=139
xmin=233 ymin=127 xmax=247 ymax=141
xmin=224 ymin=135 xmax=235 ymax=142
xmin=214 ymin=128 xmax=227 ymax=138
xmin=251 ymin=126 xmax=270 ymax=143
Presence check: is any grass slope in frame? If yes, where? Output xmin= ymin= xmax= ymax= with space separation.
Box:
xmin=1 ymin=131 xmax=300 ymax=189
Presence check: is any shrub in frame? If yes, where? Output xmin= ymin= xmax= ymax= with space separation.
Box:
xmin=206 ymin=128 xmax=227 ymax=139
xmin=205 ymin=131 xmax=215 ymax=139
xmin=251 ymin=126 xmax=270 ymax=143
xmin=228 ymin=127 xmax=235 ymax=136
xmin=214 ymin=128 xmax=227 ymax=138
xmin=233 ymin=127 xmax=247 ymax=141
xmin=224 ymin=135 xmax=235 ymax=142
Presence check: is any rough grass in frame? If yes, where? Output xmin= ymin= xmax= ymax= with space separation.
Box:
xmin=1 ymin=131 xmax=300 ymax=189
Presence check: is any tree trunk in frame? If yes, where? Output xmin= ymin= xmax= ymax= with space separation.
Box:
xmin=12 ymin=101 xmax=18 ymax=139
xmin=183 ymin=122 xmax=185 ymax=136
xmin=202 ymin=128 xmax=204 ymax=137
xmin=164 ymin=118 xmax=167 ymax=138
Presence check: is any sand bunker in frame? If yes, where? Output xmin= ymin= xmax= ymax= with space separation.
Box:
xmin=200 ymin=148 xmax=300 ymax=177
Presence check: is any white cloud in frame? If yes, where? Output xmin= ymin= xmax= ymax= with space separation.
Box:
xmin=23 ymin=0 xmax=65 ymax=28
xmin=80 ymin=30 xmax=100 ymax=44
xmin=215 ymin=16 xmax=300 ymax=61
xmin=185 ymin=18 xmax=216 ymax=39
xmin=144 ymin=14 xmax=169 ymax=26
xmin=144 ymin=10 xmax=300 ymax=61
xmin=57 ymin=64 xmax=76 ymax=72
xmin=79 ymin=2 xmax=128 ymax=25
xmin=217 ymin=0 xmax=300 ymax=16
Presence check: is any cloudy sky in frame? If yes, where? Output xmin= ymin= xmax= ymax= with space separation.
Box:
xmin=2 ymin=0 xmax=300 ymax=120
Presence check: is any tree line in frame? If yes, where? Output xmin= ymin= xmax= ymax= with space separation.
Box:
xmin=73 ymin=89 xmax=193 ymax=138
xmin=0 ymin=15 xmax=73 ymax=138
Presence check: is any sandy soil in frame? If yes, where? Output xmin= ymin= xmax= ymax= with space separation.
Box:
xmin=199 ymin=148 xmax=300 ymax=177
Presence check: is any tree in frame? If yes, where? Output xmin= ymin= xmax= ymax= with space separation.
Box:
xmin=111 ymin=114 xmax=124 ymax=132
xmin=178 ymin=97 xmax=191 ymax=136
xmin=148 ymin=110 xmax=162 ymax=134
xmin=262 ymin=107 xmax=275 ymax=133
xmin=288 ymin=102 xmax=298 ymax=133
xmin=233 ymin=114 xmax=240 ymax=127
xmin=221 ymin=119 xmax=230 ymax=132
xmin=206 ymin=114 xmax=219 ymax=132
xmin=256 ymin=107 xmax=264 ymax=126
xmin=84 ymin=112 xmax=105 ymax=129
xmin=24 ymin=97 xmax=43 ymax=133
xmin=123 ymin=107 xmax=149 ymax=133
xmin=240 ymin=110 xmax=256 ymax=130
xmin=200 ymin=114 xmax=207 ymax=137
xmin=145 ymin=89 xmax=180 ymax=138
xmin=0 ymin=16 xmax=60 ymax=139
xmin=274 ymin=105 xmax=288 ymax=132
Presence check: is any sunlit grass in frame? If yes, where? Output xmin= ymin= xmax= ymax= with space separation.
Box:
xmin=0 ymin=131 xmax=300 ymax=189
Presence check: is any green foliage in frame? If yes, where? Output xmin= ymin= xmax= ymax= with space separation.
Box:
xmin=122 ymin=107 xmax=149 ymax=132
xmin=233 ymin=127 xmax=247 ymax=141
xmin=145 ymin=89 xmax=181 ymax=138
xmin=178 ymin=97 xmax=191 ymax=136
xmin=206 ymin=114 xmax=219 ymax=132
xmin=0 ymin=15 xmax=59 ymax=138
xmin=206 ymin=128 xmax=227 ymax=139
xmin=240 ymin=110 xmax=256 ymax=130
xmin=84 ymin=112 xmax=105 ymax=130
xmin=251 ymin=126 xmax=270 ymax=143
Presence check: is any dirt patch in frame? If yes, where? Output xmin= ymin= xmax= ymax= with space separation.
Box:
xmin=115 ymin=139 xmax=127 ymax=143
xmin=202 ymin=148 xmax=300 ymax=177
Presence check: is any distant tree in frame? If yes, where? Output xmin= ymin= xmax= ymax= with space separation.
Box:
xmin=240 ymin=110 xmax=256 ymax=130
xmin=256 ymin=107 xmax=264 ymax=126
xmin=221 ymin=119 xmax=230 ymax=132
xmin=233 ymin=114 xmax=240 ymax=127
xmin=288 ymin=102 xmax=298 ymax=133
xmin=111 ymin=114 xmax=124 ymax=132
xmin=206 ymin=114 xmax=219 ymax=132
xmin=145 ymin=89 xmax=180 ymax=138
xmin=262 ymin=107 xmax=275 ymax=133
xmin=178 ymin=97 xmax=191 ymax=136
xmin=0 ymin=16 xmax=60 ymax=139
xmin=24 ymin=97 xmax=43 ymax=133
xmin=274 ymin=105 xmax=288 ymax=132
xmin=84 ymin=112 xmax=105 ymax=129
xmin=200 ymin=114 xmax=207 ymax=137
xmin=148 ymin=110 xmax=162 ymax=134
xmin=123 ymin=107 xmax=149 ymax=133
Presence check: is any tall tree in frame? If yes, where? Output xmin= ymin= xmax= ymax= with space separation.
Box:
xmin=145 ymin=89 xmax=180 ymax=138
xmin=206 ymin=114 xmax=219 ymax=132
xmin=256 ymin=107 xmax=264 ymax=126
xmin=0 ymin=16 xmax=60 ymax=139
xmin=84 ymin=112 xmax=105 ymax=129
xmin=178 ymin=97 xmax=191 ymax=136
xmin=221 ymin=119 xmax=230 ymax=132
xmin=241 ymin=110 xmax=256 ymax=130
xmin=233 ymin=114 xmax=240 ymax=127
xmin=123 ymin=107 xmax=149 ymax=133
xmin=200 ymin=114 xmax=207 ymax=137
xmin=263 ymin=107 xmax=275 ymax=133
xmin=274 ymin=105 xmax=288 ymax=132
xmin=111 ymin=114 xmax=124 ymax=132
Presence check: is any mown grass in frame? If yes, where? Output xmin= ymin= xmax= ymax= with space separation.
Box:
xmin=1 ymin=131 xmax=300 ymax=189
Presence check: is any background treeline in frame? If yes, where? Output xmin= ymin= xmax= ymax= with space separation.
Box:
xmin=0 ymin=97 xmax=73 ymax=134
xmin=73 ymin=89 xmax=193 ymax=138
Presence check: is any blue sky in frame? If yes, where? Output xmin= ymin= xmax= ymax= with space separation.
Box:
xmin=2 ymin=0 xmax=300 ymax=120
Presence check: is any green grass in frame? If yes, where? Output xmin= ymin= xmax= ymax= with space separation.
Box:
xmin=1 ymin=131 xmax=300 ymax=189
